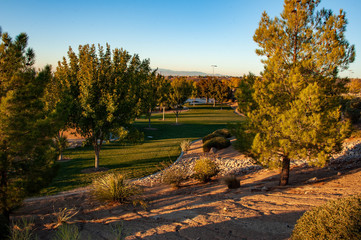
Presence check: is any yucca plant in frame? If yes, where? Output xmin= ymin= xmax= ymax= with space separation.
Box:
xmin=91 ymin=172 xmax=142 ymax=203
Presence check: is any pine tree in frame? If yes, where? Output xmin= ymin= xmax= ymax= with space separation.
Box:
xmin=0 ymin=30 xmax=55 ymax=237
xmin=237 ymin=0 xmax=355 ymax=185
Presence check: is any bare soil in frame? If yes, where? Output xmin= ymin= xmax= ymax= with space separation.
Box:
xmin=12 ymin=142 xmax=361 ymax=240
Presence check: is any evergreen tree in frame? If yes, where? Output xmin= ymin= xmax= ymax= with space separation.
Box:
xmin=56 ymin=44 xmax=151 ymax=169
xmin=237 ymin=0 xmax=355 ymax=185
xmin=0 ymin=30 xmax=55 ymax=237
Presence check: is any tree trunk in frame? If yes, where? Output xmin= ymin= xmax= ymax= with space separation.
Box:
xmin=279 ymin=156 xmax=290 ymax=186
xmin=58 ymin=151 xmax=63 ymax=161
xmin=175 ymin=111 xmax=178 ymax=124
xmin=148 ymin=109 xmax=152 ymax=128
xmin=94 ymin=146 xmax=100 ymax=169
xmin=162 ymin=106 xmax=165 ymax=121
xmin=0 ymin=167 xmax=10 ymax=238
xmin=213 ymin=98 xmax=216 ymax=107
xmin=193 ymin=98 xmax=195 ymax=106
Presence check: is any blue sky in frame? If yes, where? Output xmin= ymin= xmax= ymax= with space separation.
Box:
xmin=1 ymin=0 xmax=360 ymax=77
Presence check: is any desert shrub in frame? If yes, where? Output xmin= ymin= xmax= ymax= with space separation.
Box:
xmin=9 ymin=217 xmax=37 ymax=240
xmin=53 ymin=224 xmax=80 ymax=240
xmin=203 ymin=136 xmax=231 ymax=152
xmin=91 ymin=173 xmax=142 ymax=204
xmin=222 ymin=175 xmax=240 ymax=189
xmin=193 ymin=157 xmax=219 ymax=182
xmin=161 ymin=166 xmax=187 ymax=188
xmin=202 ymin=128 xmax=232 ymax=143
xmin=291 ymin=195 xmax=361 ymax=240
xmin=180 ymin=139 xmax=192 ymax=152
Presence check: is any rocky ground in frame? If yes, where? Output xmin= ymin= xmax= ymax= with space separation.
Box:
xmin=11 ymin=138 xmax=361 ymax=240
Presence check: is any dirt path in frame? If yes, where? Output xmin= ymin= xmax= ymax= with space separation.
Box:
xmin=12 ymin=141 xmax=361 ymax=240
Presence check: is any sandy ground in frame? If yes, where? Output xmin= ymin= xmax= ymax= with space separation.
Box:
xmin=12 ymin=141 xmax=361 ymax=240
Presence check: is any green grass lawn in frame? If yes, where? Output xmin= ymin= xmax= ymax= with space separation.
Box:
xmin=40 ymin=104 xmax=242 ymax=195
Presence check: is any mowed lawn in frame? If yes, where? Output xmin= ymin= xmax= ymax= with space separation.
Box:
xmin=40 ymin=104 xmax=242 ymax=195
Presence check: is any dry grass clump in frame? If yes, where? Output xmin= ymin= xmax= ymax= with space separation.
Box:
xmin=161 ymin=166 xmax=188 ymax=188
xmin=222 ymin=175 xmax=240 ymax=189
xmin=180 ymin=139 xmax=192 ymax=152
xmin=9 ymin=217 xmax=37 ymax=240
xmin=91 ymin=172 xmax=143 ymax=204
xmin=53 ymin=224 xmax=81 ymax=240
xmin=292 ymin=194 xmax=361 ymax=240
xmin=193 ymin=157 xmax=219 ymax=183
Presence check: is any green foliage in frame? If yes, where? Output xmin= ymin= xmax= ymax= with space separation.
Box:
xmin=202 ymin=128 xmax=231 ymax=143
xmin=228 ymin=122 xmax=255 ymax=154
xmin=109 ymin=221 xmax=126 ymax=240
xmin=168 ymin=77 xmax=193 ymax=123
xmin=91 ymin=172 xmax=142 ymax=204
xmin=161 ymin=166 xmax=187 ymax=188
xmin=0 ymin=30 xmax=57 ymax=237
xmin=342 ymin=96 xmax=361 ymax=124
xmin=203 ymin=137 xmax=231 ymax=153
xmin=193 ymin=157 xmax=219 ymax=182
xmin=292 ymin=195 xmax=361 ymax=240
xmin=53 ymin=224 xmax=80 ymax=240
xmin=56 ymin=44 xmax=153 ymax=168
xmin=222 ymin=175 xmax=240 ymax=189
xmin=9 ymin=217 xmax=37 ymax=240
xmin=124 ymin=127 xmax=144 ymax=144
xmin=235 ymin=0 xmax=355 ymax=185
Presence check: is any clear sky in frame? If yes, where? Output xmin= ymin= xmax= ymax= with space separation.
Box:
xmin=1 ymin=0 xmax=360 ymax=77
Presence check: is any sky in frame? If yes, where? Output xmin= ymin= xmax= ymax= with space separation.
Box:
xmin=1 ymin=0 xmax=360 ymax=77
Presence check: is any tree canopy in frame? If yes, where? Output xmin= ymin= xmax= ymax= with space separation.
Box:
xmin=236 ymin=0 xmax=355 ymax=185
xmin=56 ymin=44 xmax=153 ymax=169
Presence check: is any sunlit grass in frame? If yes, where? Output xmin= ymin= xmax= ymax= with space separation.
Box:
xmin=40 ymin=104 xmax=242 ymax=195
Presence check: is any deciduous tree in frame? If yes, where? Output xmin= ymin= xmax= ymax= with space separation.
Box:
xmin=168 ymin=77 xmax=192 ymax=124
xmin=56 ymin=44 xmax=151 ymax=169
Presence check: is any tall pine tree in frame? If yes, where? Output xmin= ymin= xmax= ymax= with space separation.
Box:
xmin=237 ymin=0 xmax=355 ymax=185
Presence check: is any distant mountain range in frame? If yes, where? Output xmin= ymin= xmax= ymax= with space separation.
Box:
xmin=155 ymin=68 xmax=222 ymax=76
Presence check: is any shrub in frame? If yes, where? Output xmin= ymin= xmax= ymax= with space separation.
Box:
xmin=202 ymin=128 xmax=232 ymax=143
xmin=91 ymin=173 xmax=142 ymax=204
xmin=222 ymin=175 xmax=240 ymax=189
xmin=213 ymin=128 xmax=232 ymax=138
xmin=53 ymin=224 xmax=80 ymax=240
xmin=54 ymin=208 xmax=78 ymax=228
xmin=9 ymin=217 xmax=37 ymax=240
xmin=162 ymin=166 xmax=187 ymax=188
xmin=291 ymin=195 xmax=361 ymax=240
xmin=203 ymin=136 xmax=231 ymax=152
xmin=180 ymin=139 xmax=192 ymax=152
xmin=193 ymin=157 xmax=219 ymax=182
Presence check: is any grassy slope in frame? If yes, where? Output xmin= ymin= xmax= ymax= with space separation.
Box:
xmin=40 ymin=104 xmax=242 ymax=195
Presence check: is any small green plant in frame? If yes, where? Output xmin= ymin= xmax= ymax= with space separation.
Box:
xmin=54 ymin=207 xmax=79 ymax=228
xmin=222 ymin=175 xmax=240 ymax=189
xmin=162 ymin=166 xmax=187 ymax=188
xmin=203 ymin=136 xmax=231 ymax=152
xmin=91 ymin=172 xmax=143 ymax=204
xmin=53 ymin=224 xmax=80 ymax=240
xmin=193 ymin=157 xmax=219 ymax=183
xmin=9 ymin=217 xmax=37 ymax=240
xmin=109 ymin=221 xmax=126 ymax=240
xmin=180 ymin=139 xmax=192 ymax=152
xmin=291 ymin=194 xmax=361 ymax=240
xmin=125 ymin=128 xmax=144 ymax=144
